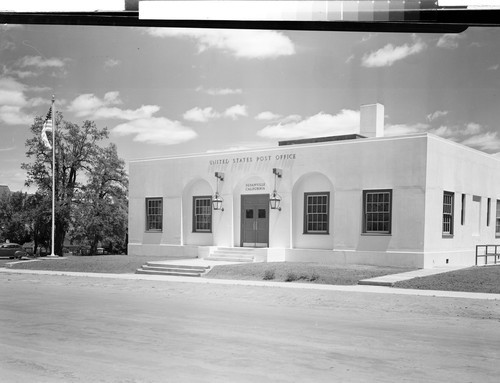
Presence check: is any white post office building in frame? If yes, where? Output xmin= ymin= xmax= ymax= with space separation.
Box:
xmin=128 ymin=104 xmax=500 ymax=268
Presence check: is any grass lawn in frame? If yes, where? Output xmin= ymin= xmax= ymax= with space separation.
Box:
xmin=3 ymin=255 xmax=153 ymax=274
xmin=4 ymin=255 xmax=500 ymax=294
xmin=394 ymin=265 xmax=500 ymax=294
xmin=3 ymin=256 xmax=413 ymax=285
xmin=205 ymin=262 xmax=414 ymax=285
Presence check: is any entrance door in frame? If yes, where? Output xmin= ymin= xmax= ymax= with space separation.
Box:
xmin=241 ymin=194 xmax=269 ymax=247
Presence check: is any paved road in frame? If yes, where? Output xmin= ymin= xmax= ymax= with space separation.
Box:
xmin=1 ymin=273 xmax=499 ymax=382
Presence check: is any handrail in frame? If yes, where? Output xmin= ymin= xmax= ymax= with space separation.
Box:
xmin=475 ymin=245 xmax=500 ymax=266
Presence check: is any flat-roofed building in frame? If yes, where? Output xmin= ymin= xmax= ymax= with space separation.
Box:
xmin=128 ymin=104 xmax=500 ymax=268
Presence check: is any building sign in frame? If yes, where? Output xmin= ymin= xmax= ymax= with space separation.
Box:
xmin=245 ymin=183 xmax=266 ymax=191
xmin=209 ymin=153 xmax=296 ymax=166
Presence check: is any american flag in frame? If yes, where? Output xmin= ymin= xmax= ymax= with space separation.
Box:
xmin=41 ymin=106 xmax=53 ymax=149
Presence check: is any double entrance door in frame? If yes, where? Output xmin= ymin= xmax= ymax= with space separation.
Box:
xmin=241 ymin=194 xmax=269 ymax=247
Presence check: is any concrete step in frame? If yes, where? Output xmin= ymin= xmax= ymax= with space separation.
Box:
xmin=205 ymin=256 xmax=254 ymax=263
xmin=145 ymin=262 xmax=210 ymax=270
xmin=206 ymin=247 xmax=255 ymax=262
xmin=210 ymin=251 xmax=254 ymax=259
xmin=136 ymin=269 xmax=203 ymax=277
xmin=212 ymin=249 xmax=255 ymax=256
xmin=135 ymin=263 xmax=210 ymax=277
xmin=215 ymin=247 xmax=257 ymax=253
xmin=141 ymin=265 xmax=208 ymax=273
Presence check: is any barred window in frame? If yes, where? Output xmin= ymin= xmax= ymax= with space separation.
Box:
xmin=304 ymin=192 xmax=329 ymax=234
xmin=146 ymin=198 xmax=163 ymax=231
xmin=363 ymin=190 xmax=392 ymax=234
xmin=193 ymin=196 xmax=212 ymax=233
xmin=443 ymin=191 xmax=454 ymax=236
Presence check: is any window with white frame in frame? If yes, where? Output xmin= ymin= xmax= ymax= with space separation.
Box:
xmin=193 ymin=196 xmax=212 ymax=233
xmin=443 ymin=191 xmax=454 ymax=236
xmin=304 ymin=192 xmax=329 ymax=234
xmin=146 ymin=198 xmax=163 ymax=231
xmin=363 ymin=190 xmax=392 ymax=234
xmin=496 ymin=200 xmax=500 ymax=237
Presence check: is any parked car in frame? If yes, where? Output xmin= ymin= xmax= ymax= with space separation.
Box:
xmin=0 ymin=243 xmax=27 ymax=259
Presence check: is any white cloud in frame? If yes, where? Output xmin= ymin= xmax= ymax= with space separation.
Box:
xmin=183 ymin=105 xmax=248 ymax=122
xmin=146 ymin=28 xmax=295 ymax=59
xmin=0 ymin=77 xmax=28 ymax=106
xmin=257 ymin=110 xmax=360 ymax=140
xmin=437 ymin=34 xmax=462 ymax=49
xmin=67 ymin=92 xmax=160 ymax=120
xmin=385 ymin=119 xmax=500 ymax=152
xmin=385 ymin=123 xmax=429 ymax=136
xmin=224 ymin=104 xmax=247 ymax=120
xmin=427 ymin=110 xmax=448 ymax=121
xmin=183 ymin=107 xmax=220 ymax=122
xmin=9 ymin=70 xmax=37 ymax=78
xmin=0 ymin=76 xmax=33 ymax=125
xmin=104 ymin=58 xmax=120 ymax=69
xmin=362 ymin=38 xmax=426 ymax=68
xmin=18 ymin=56 xmax=67 ymax=68
xmin=112 ymin=117 xmax=197 ymax=145
xmin=463 ymin=122 xmax=482 ymax=135
xmin=462 ymin=132 xmax=500 ymax=151
xmin=345 ymin=54 xmax=354 ymax=64
xmin=200 ymin=87 xmax=243 ymax=96
xmin=0 ymin=105 xmax=32 ymax=125
xmin=431 ymin=125 xmax=457 ymax=139
xmin=255 ymin=111 xmax=282 ymax=121
xmin=281 ymin=114 xmax=302 ymax=123
xmin=488 ymin=64 xmax=499 ymax=71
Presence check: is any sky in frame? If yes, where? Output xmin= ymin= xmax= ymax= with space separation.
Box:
xmin=0 ymin=22 xmax=499 ymax=192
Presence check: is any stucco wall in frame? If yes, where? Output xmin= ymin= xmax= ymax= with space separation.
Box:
xmin=128 ymin=134 xmax=430 ymax=266
xmin=423 ymin=135 xmax=500 ymax=267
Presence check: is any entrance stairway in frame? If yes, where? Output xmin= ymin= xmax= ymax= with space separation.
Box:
xmin=136 ymin=262 xmax=210 ymax=277
xmin=205 ymin=247 xmax=263 ymax=263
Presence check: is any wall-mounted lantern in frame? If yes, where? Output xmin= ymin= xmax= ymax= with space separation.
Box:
xmin=212 ymin=172 xmax=224 ymax=211
xmin=270 ymin=168 xmax=282 ymax=211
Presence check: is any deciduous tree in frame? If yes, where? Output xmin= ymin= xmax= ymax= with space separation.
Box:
xmin=22 ymin=112 xmax=126 ymax=255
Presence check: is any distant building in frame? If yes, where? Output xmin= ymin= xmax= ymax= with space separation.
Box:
xmin=0 ymin=185 xmax=11 ymax=199
xmin=128 ymin=104 xmax=500 ymax=268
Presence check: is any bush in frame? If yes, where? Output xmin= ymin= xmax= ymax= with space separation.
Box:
xmin=263 ymin=269 xmax=275 ymax=280
xmin=285 ymin=272 xmax=299 ymax=282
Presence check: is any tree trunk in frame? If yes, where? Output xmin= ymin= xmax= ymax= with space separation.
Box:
xmin=55 ymin=221 xmax=66 ymax=256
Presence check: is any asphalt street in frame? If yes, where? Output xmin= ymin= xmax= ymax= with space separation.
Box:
xmin=1 ymin=272 xmax=499 ymax=382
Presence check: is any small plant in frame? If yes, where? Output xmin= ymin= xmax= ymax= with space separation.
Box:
xmin=285 ymin=272 xmax=298 ymax=282
xmin=263 ymin=268 xmax=275 ymax=280
xmin=310 ymin=272 xmax=319 ymax=281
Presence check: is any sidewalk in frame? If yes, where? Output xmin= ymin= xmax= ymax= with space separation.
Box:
xmin=1 ymin=266 xmax=499 ymax=301
xmin=358 ymin=265 xmax=469 ymax=287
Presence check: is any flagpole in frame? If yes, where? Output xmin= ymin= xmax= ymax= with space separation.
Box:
xmin=49 ymin=95 xmax=56 ymax=257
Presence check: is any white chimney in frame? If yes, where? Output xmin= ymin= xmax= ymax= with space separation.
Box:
xmin=360 ymin=103 xmax=384 ymax=138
